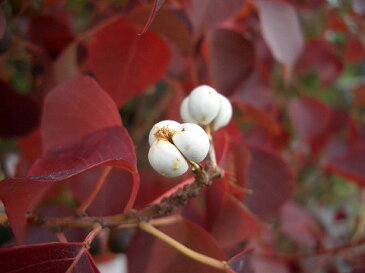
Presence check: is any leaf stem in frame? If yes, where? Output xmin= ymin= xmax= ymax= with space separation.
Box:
xmin=65 ymin=224 xmax=103 ymax=273
xmin=139 ymin=221 xmax=229 ymax=272
xmin=76 ymin=166 xmax=113 ymax=215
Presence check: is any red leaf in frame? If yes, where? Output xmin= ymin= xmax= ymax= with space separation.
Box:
xmin=41 ymin=75 xmax=122 ymax=152
xmin=0 ymin=81 xmax=41 ymax=138
xmin=244 ymin=145 xmax=295 ymax=220
xmin=207 ymin=28 xmax=254 ymax=95
xmin=280 ymin=202 xmax=318 ymax=248
xmin=151 ymin=177 xmax=195 ymax=204
xmin=233 ymin=100 xmax=281 ymax=135
xmin=85 ymin=19 xmax=170 ymax=107
xmin=187 ymin=0 xmax=246 ymax=36
xmin=127 ymin=219 xmax=226 ymax=273
xmin=325 ymin=10 xmax=348 ymax=33
xmin=69 ymin=167 xmax=135 ymax=216
xmin=0 ymin=242 xmax=100 ymax=273
xmin=219 ymin=141 xmax=250 ymax=193
xmin=298 ymin=39 xmax=343 ymax=86
xmin=138 ymin=0 xmax=166 ymax=35
xmin=18 ymin=129 xmax=42 ymax=163
xmin=206 ymin=178 xmax=263 ymax=249
xmin=134 ymin=169 xmax=183 ymax=209
xmin=353 ymin=85 xmax=365 ymax=107
xmin=232 ymin=72 xmax=275 ymax=110
xmin=28 ymin=15 xmax=74 ymax=58
xmin=352 ymin=264 xmax=365 ymax=273
xmin=325 ymin=145 xmax=365 ymax=187
xmin=288 ymin=97 xmax=331 ymax=153
xmin=344 ymin=36 xmax=365 ymax=63
xmin=0 ymin=76 xmax=139 ymax=243
xmin=128 ymin=4 xmax=193 ymax=55
xmin=256 ymin=0 xmax=304 ymax=80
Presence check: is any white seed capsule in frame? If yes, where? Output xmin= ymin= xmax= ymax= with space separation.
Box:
xmin=148 ymin=120 xmax=181 ymax=146
xmin=180 ymin=97 xmax=198 ymax=124
xmin=212 ymin=94 xmax=233 ymax=131
xmin=148 ymin=140 xmax=189 ymax=177
xmin=172 ymin=123 xmax=210 ymax=163
xmin=188 ymin=85 xmax=221 ymax=125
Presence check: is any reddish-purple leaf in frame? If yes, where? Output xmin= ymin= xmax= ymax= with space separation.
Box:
xmin=134 ymin=169 xmax=184 ymax=209
xmin=280 ymin=202 xmax=318 ymax=248
xmin=325 ymin=145 xmax=365 ymax=187
xmin=41 ymin=75 xmax=122 ymax=152
xmin=151 ymin=177 xmax=195 ymax=204
xmin=0 ymin=9 xmax=6 ymax=40
xmin=231 ymin=71 xmax=275 ymax=110
xmin=138 ymin=0 xmax=166 ymax=35
xmin=207 ymin=178 xmax=263 ymax=249
xmin=187 ymin=0 xmax=246 ymax=36
xmin=353 ymin=85 xmax=365 ymax=107
xmin=128 ymin=4 xmax=193 ymax=55
xmin=0 ymin=76 xmax=139 ymax=243
xmin=85 ymin=19 xmax=170 ymax=107
xmin=352 ymin=264 xmax=365 ymax=273
xmin=69 ymin=167 xmax=135 ymax=216
xmin=0 ymin=243 xmax=100 ymax=273
xmin=288 ymin=97 xmax=331 ymax=153
xmin=127 ymin=219 xmax=226 ymax=273
xmin=18 ymin=129 xmax=42 ymax=163
xmin=244 ymin=145 xmax=295 ymax=220
xmin=233 ymin=100 xmax=281 ymax=135
xmin=207 ymin=28 xmax=254 ymax=95
xmin=256 ymin=0 xmax=304 ymax=80
xmin=325 ymin=9 xmax=348 ymax=33
xmin=0 ymin=81 xmax=41 ymax=138
xmin=28 ymin=15 xmax=74 ymax=58
xmin=298 ymin=39 xmax=343 ymax=86
xmin=344 ymin=36 xmax=365 ymax=63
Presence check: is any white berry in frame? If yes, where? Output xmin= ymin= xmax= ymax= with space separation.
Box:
xmin=148 ymin=120 xmax=181 ymax=146
xmin=188 ymin=85 xmax=221 ymax=125
xmin=212 ymin=94 xmax=233 ymax=130
xmin=148 ymin=140 xmax=189 ymax=177
xmin=172 ymin=123 xmax=210 ymax=162
xmin=180 ymin=97 xmax=198 ymax=124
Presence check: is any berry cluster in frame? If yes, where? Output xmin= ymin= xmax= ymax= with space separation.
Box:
xmin=148 ymin=85 xmax=232 ymax=177
xmin=180 ymin=85 xmax=232 ymax=130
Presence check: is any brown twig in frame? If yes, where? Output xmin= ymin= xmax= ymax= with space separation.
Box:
xmin=35 ymin=165 xmax=223 ymax=230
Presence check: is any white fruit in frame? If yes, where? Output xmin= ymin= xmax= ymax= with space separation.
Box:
xmin=172 ymin=123 xmax=210 ymax=162
xmin=180 ymin=97 xmax=198 ymax=124
xmin=212 ymin=94 xmax=233 ymax=131
xmin=188 ymin=85 xmax=221 ymax=125
xmin=148 ymin=140 xmax=189 ymax=177
xmin=148 ymin=120 xmax=181 ymax=146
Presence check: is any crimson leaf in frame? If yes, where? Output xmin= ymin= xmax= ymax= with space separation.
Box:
xmin=0 ymin=76 xmax=139 ymax=243
xmin=0 ymin=242 xmax=100 ymax=273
